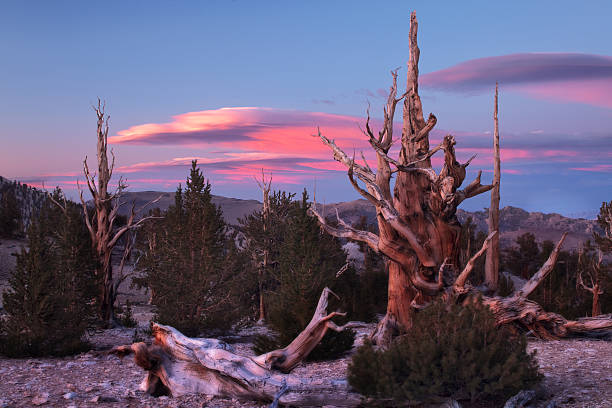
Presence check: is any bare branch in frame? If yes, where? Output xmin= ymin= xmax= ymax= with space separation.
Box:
xmin=308 ymin=204 xmax=380 ymax=252
xmin=515 ymin=232 xmax=568 ymax=298
xmin=454 ymin=231 xmax=497 ymax=290
xmin=414 ymin=113 xmax=437 ymax=142
xmin=76 ymin=180 xmax=96 ymax=244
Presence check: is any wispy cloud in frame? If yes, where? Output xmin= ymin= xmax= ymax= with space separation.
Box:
xmin=421 ymin=53 xmax=612 ymax=108
xmin=19 ymin=107 xmax=609 ymax=195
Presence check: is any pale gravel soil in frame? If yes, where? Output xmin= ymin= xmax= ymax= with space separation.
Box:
xmin=1 ymin=327 xmax=611 ymax=408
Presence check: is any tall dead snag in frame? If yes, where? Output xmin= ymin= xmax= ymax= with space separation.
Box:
xmin=312 ymin=12 xmax=492 ymax=344
xmin=485 ymin=83 xmax=501 ymax=292
xmin=255 ymin=169 xmax=272 ymax=323
xmin=311 ymin=12 xmax=612 ymax=343
xmin=79 ymin=100 xmax=159 ymax=326
xmin=113 ymin=288 xmax=362 ymax=406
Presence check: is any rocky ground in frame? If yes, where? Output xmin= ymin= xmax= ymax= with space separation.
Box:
xmin=0 ymin=324 xmax=611 ymax=408
xmin=2 ymin=237 xmax=612 ymax=407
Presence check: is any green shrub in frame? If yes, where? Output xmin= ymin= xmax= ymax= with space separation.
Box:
xmin=262 ymin=190 xmax=355 ymax=360
xmin=0 ymin=192 xmax=96 ymax=357
xmin=136 ymin=161 xmax=243 ymax=336
xmin=348 ymin=298 xmax=541 ymax=405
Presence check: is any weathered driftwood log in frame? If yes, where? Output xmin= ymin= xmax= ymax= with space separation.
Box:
xmin=113 ymin=288 xmax=363 ymax=405
xmin=454 ymin=232 xmax=612 ymax=339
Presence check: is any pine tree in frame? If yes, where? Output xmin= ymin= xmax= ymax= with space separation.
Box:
xmin=261 ymin=190 xmax=355 ymax=359
xmin=138 ymin=161 xmax=241 ymax=336
xmin=239 ymin=190 xmax=296 ymax=321
xmin=0 ymin=189 xmax=96 ymax=356
xmin=0 ymin=185 xmax=21 ymax=238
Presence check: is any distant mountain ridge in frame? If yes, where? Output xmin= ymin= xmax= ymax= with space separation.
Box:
xmin=118 ymin=191 xmax=598 ymax=250
xmin=314 ymin=200 xmax=599 ymax=250
xmin=0 ymin=176 xmax=600 ymax=250
xmin=113 ymin=191 xmax=262 ymax=226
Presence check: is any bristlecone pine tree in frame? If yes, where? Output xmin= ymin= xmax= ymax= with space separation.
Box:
xmin=137 ymin=161 xmax=241 ymax=336
xmin=78 ymin=100 xmax=158 ymax=326
xmin=311 ymin=12 xmax=612 ymax=343
xmin=0 ymin=189 xmax=97 ymax=356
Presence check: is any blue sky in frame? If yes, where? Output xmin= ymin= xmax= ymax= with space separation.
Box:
xmin=1 ymin=1 xmax=611 ymax=217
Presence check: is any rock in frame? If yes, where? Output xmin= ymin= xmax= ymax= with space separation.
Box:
xmin=504 ymin=390 xmax=536 ymax=408
xmin=98 ymin=395 xmax=120 ymax=403
xmin=31 ymin=392 xmax=49 ymax=405
xmin=62 ymin=392 xmax=78 ymax=400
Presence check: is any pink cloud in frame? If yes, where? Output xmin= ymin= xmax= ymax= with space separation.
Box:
xmin=110 ymin=107 xmax=369 ymax=153
xmin=421 ymin=53 xmax=612 ymax=108
xmin=570 ymin=164 xmax=612 ymax=172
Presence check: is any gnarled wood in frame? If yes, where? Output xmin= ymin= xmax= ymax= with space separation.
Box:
xmin=515 ymin=232 xmax=568 ymax=299
xmin=315 ymin=12 xmax=493 ymax=344
xmin=113 ymin=288 xmax=363 ymax=405
xmin=78 ymin=100 xmax=161 ymax=326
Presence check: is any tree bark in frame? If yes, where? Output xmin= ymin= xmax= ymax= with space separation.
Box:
xmin=485 ymin=83 xmax=501 ymax=292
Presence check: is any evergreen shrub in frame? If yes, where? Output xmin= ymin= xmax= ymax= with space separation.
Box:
xmin=136 ymin=161 xmax=243 ymax=336
xmin=253 ymin=190 xmax=355 ymax=360
xmin=0 ymin=190 xmax=97 ymax=357
xmin=348 ymin=298 xmax=541 ymax=405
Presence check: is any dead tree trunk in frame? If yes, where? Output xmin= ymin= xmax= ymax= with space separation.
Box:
xmin=312 ymin=12 xmax=491 ymax=344
xmin=255 ymin=169 xmax=272 ymax=323
xmin=485 ymin=83 xmax=501 ymax=292
xmin=311 ymin=12 xmax=612 ymax=344
xmin=78 ymin=100 xmax=159 ymax=327
xmin=113 ymin=288 xmax=363 ymax=405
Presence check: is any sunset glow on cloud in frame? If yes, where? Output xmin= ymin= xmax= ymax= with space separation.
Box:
xmin=421 ymin=53 xmax=612 ymax=108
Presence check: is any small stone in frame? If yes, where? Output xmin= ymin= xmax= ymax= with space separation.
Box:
xmin=89 ymin=396 xmax=100 ymax=403
xmin=32 ymin=392 xmax=50 ymax=406
xmin=63 ymin=392 xmax=78 ymax=400
xmin=98 ymin=396 xmax=120 ymax=403
xmin=504 ymin=390 xmax=536 ymax=408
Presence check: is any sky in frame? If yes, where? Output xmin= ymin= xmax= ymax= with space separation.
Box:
xmin=1 ymin=1 xmax=611 ymax=218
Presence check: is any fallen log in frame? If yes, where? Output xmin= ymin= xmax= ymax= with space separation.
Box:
xmin=112 ymin=288 xmax=363 ymax=406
